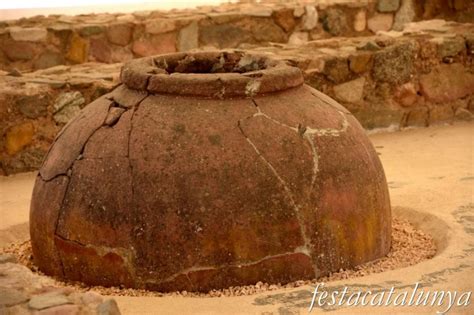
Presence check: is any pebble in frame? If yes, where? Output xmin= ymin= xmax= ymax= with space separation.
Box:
xmin=302 ymin=5 xmax=318 ymax=30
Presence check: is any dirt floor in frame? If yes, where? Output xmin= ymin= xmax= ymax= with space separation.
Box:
xmin=0 ymin=122 xmax=473 ymax=314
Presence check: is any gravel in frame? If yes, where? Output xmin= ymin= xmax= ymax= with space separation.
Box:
xmin=1 ymin=217 xmax=436 ymax=298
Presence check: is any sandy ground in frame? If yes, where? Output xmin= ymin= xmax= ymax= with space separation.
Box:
xmin=0 ymin=121 xmax=473 ymax=314
xmin=0 ymin=172 xmax=33 ymax=245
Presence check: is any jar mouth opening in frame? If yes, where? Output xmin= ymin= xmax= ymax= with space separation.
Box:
xmin=155 ymin=51 xmax=269 ymax=74
xmin=120 ymin=50 xmax=304 ymax=98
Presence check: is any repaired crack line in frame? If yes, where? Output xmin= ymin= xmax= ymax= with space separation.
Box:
xmin=125 ymin=94 xmax=150 ymax=282
xmin=53 ymin=233 xmax=136 ymax=282
xmin=250 ymin=99 xmax=320 ymax=189
xmin=151 ymin=250 xmax=313 ymax=286
xmin=51 ymin=99 xmax=118 ymax=276
xmin=39 ymin=98 xmax=117 ymax=182
xmin=241 ymin=98 xmax=351 ymax=276
xmin=237 ymin=118 xmax=317 ymax=277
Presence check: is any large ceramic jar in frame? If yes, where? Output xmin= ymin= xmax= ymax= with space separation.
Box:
xmin=30 ymin=51 xmax=391 ymax=292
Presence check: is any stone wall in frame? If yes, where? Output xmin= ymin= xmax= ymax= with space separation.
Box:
xmin=260 ymin=20 xmax=474 ymax=129
xmin=0 ymin=63 xmax=120 ymax=175
xmin=0 ymin=0 xmax=472 ymax=72
xmin=1 ymin=19 xmax=473 ymax=175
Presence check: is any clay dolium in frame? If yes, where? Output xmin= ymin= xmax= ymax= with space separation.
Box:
xmin=30 ymin=51 xmax=391 ymax=292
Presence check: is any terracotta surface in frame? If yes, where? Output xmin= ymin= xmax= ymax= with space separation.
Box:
xmin=29 ymin=51 xmax=391 ymax=291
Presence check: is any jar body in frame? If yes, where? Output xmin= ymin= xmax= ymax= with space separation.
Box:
xmin=30 ymin=54 xmax=391 ymax=292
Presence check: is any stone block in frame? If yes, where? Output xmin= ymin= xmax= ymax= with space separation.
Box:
xmin=273 ymin=8 xmax=297 ymax=32
xmin=368 ymin=13 xmax=394 ymax=33
xmin=322 ymin=8 xmax=349 ymax=36
xmin=302 ymin=5 xmax=318 ymax=31
xmin=90 ymin=37 xmax=112 ymax=63
xmin=178 ymin=21 xmax=198 ymax=52
xmin=66 ymin=33 xmax=88 ymax=64
xmin=78 ymin=24 xmax=104 ymax=37
xmin=0 ymin=253 xmax=17 ymax=264
xmin=349 ymin=52 xmax=372 ymax=73
xmin=145 ymin=18 xmax=177 ymax=34
xmin=405 ymin=106 xmax=428 ymax=127
xmin=435 ymin=36 xmax=466 ymax=58
xmin=394 ymin=82 xmax=417 ymax=107
xmin=9 ymin=27 xmax=47 ymax=42
xmin=34 ymin=51 xmax=65 ymax=70
xmin=288 ymin=32 xmax=308 ymax=45
xmin=454 ymin=107 xmax=473 ymax=121
xmin=17 ymin=94 xmax=49 ymax=118
xmin=392 ymin=0 xmax=416 ymax=31
xmin=428 ymin=104 xmax=454 ymax=124
xmin=28 ymin=293 xmax=71 ymax=310
xmin=354 ymin=10 xmax=367 ymax=32
xmin=132 ymin=33 xmax=177 ymax=57
xmin=53 ymin=91 xmax=85 ymax=124
xmin=372 ymin=41 xmax=416 ymax=84
xmin=106 ymin=23 xmax=133 ymax=46
xmin=2 ymin=40 xmax=39 ymax=61
xmin=377 ymin=0 xmax=401 ymax=12
xmin=323 ymin=57 xmax=351 ymax=83
xmin=96 ymin=299 xmax=121 ymax=315
xmin=333 ymin=77 xmax=366 ymax=103
xmin=0 ymin=288 xmax=29 ymax=308
xmin=420 ymin=63 xmax=474 ymax=103
xmin=5 ymin=122 xmax=35 ymax=155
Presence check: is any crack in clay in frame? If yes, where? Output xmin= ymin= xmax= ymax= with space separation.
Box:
xmin=251 ymin=105 xmax=298 ymax=132
xmin=249 ymin=102 xmax=319 ymax=187
xmin=303 ymin=133 xmax=320 ymax=189
xmin=38 ymin=171 xmax=69 ymax=184
xmin=39 ymin=101 xmax=117 ymax=183
xmin=303 ymin=111 xmax=349 ymax=137
xmin=35 ymin=90 xmax=145 ymax=281
xmin=239 ymin=99 xmax=352 ymax=277
xmin=237 ymin=119 xmax=316 ymax=276
xmin=54 ymin=234 xmax=133 ymax=259
xmin=52 ymin=174 xmax=72 ymax=278
xmin=249 ymin=99 xmax=348 ymax=188
xmin=53 ymin=234 xmax=136 ymax=281
xmin=50 ymin=100 xmax=118 ymax=276
xmin=124 ymin=94 xmax=149 ymax=282
xmin=127 ymin=93 xmax=149 ymax=204
xmin=151 ymin=250 xmax=313 ymax=286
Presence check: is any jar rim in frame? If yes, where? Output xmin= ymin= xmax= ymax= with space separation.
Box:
xmin=120 ymin=50 xmax=304 ymax=98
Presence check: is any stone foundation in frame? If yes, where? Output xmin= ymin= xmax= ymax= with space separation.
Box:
xmin=0 ymin=0 xmax=473 ymax=72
